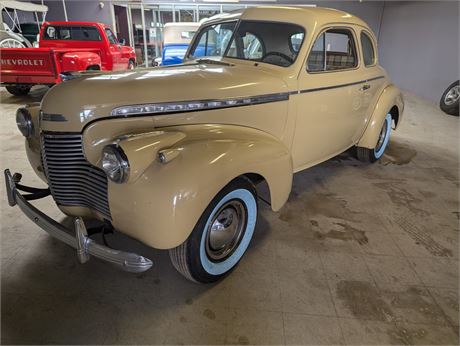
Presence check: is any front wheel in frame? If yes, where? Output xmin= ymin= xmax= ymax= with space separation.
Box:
xmin=356 ymin=113 xmax=392 ymax=163
xmin=6 ymin=85 xmax=31 ymax=96
xmin=128 ymin=60 xmax=135 ymax=70
xmin=169 ymin=177 xmax=258 ymax=283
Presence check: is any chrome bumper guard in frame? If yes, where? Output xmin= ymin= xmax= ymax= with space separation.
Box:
xmin=4 ymin=169 xmax=153 ymax=273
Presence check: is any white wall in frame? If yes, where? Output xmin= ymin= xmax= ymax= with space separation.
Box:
xmin=378 ymin=1 xmax=459 ymax=102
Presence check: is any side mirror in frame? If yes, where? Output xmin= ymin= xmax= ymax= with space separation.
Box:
xmin=119 ymin=38 xmax=126 ymax=46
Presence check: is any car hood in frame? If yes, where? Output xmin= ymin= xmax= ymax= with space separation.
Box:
xmin=40 ymin=61 xmax=289 ymax=131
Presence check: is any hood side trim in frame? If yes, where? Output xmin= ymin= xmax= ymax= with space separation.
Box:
xmin=111 ymin=92 xmax=290 ymax=117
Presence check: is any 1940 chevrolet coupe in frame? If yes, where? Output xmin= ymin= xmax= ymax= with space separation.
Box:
xmin=6 ymin=7 xmax=403 ymax=283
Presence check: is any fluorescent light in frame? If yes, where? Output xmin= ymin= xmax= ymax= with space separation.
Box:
xmin=202 ymin=0 xmax=239 ymax=3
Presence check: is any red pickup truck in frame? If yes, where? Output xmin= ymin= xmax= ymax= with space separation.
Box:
xmin=0 ymin=21 xmax=136 ymax=96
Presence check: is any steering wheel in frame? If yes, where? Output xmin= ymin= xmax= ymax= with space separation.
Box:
xmin=261 ymin=52 xmax=294 ymax=66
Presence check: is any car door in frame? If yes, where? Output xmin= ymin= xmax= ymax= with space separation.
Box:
xmin=291 ymin=26 xmax=366 ymax=170
xmin=104 ymin=27 xmax=123 ymax=70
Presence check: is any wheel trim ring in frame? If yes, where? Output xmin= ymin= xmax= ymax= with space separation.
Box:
xmin=374 ymin=113 xmax=392 ymax=159
xmin=444 ymin=85 xmax=460 ymax=106
xmin=375 ymin=119 xmax=388 ymax=152
xmin=205 ymin=200 xmax=247 ymax=262
xmin=199 ymin=189 xmax=257 ymax=276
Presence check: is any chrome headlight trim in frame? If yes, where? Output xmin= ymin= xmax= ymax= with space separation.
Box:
xmin=101 ymin=145 xmax=130 ymax=184
xmin=16 ymin=107 xmax=33 ymax=138
xmin=110 ymin=92 xmax=289 ymax=117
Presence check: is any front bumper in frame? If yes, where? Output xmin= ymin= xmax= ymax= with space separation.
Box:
xmin=4 ymin=169 xmax=153 ymax=273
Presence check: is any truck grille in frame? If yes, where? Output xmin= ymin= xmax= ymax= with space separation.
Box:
xmin=41 ymin=132 xmax=111 ymax=220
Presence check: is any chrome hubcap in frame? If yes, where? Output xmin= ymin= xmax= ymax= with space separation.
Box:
xmin=375 ymin=120 xmax=388 ymax=152
xmin=205 ymin=200 xmax=246 ymax=262
xmin=444 ymin=85 xmax=459 ymax=106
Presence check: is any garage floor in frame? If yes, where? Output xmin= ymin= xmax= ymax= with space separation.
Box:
xmin=1 ymin=87 xmax=459 ymax=345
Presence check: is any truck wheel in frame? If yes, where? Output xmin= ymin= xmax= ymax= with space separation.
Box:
xmin=356 ymin=113 xmax=392 ymax=163
xmin=128 ymin=60 xmax=135 ymax=70
xmin=169 ymin=177 xmax=258 ymax=283
xmin=6 ymin=85 xmax=31 ymax=96
xmin=440 ymin=81 xmax=459 ymax=116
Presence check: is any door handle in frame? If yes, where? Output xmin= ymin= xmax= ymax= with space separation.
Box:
xmin=360 ymin=84 xmax=371 ymax=91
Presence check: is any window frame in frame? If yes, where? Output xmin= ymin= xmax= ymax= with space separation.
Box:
xmin=305 ymin=26 xmax=360 ymax=74
xmin=360 ymin=30 xmax=377 ymax=67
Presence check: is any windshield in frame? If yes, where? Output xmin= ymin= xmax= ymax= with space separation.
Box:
xmin=188 ymin=20 xmax=305 ymax=67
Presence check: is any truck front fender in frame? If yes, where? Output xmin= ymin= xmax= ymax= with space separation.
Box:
xmin=61 ymin=51 xmax=101 ymax=71
xmin=357 ymin=84 xmax=404 ymax=149
xmin=107 ymin=124 xmax=293 ymax=249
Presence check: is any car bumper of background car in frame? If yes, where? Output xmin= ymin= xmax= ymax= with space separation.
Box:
xmin=4 ymin=169 xmax=153 ymax=273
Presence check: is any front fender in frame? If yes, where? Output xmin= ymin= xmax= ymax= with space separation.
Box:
xmin=357 ymin=84 xmax=404 ymax=149
xmin=107 ymin=124 xmax=293 ymax=249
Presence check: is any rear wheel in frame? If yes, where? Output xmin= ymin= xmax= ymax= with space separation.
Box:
xmin=440 ymin=81 xmax=459 ymax=116
xmin=356 ymin=113 xmax=392 ymax=162
xmin=169 ymin=177 xmax=258 ymax=283
xmin=5 ymin=85 xmax=31 ymax=96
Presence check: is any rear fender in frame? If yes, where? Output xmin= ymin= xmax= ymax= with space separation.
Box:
xmin=357 ymin=84 xmax=404 ymax=149
xmin=61 ymin=51 xmax=101 ymax=71
xmin=107 ymin=124 xmax=293 ymax=249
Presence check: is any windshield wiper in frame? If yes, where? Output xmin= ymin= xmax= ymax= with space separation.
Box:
xmin=195 ymin=58 xmax=232 ymax=66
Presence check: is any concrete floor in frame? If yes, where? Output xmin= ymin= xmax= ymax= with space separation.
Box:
xmin=1 ymin=86 xmax=459 ymax=345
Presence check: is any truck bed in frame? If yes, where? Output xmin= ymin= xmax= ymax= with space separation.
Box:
xmin=0 ymin=47 xmax=101 ymax=85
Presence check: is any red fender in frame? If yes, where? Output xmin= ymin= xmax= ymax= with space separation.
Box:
xmin=61 ymin=51 xmax=101 ymax=72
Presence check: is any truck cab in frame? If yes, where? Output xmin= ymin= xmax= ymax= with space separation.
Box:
xmin=39 ymin=21 xmax=134 ymax=71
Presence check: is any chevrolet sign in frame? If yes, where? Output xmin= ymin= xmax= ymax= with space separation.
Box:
xmin=1 ymin=59 xmax=45 ymax=66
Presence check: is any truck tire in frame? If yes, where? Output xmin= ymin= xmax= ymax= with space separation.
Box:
xmin=356 ymin=113 xmax=392 ymax=162
xmin=440 ymin=81 xmax=459 ymax=116
xmin=6 ymin=85 xmax=31 ymax=96
xmin=169 ymin=177 xmax=258 ymax=283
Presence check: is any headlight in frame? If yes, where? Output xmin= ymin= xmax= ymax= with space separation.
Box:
xmin=101 ymin=145 xmax=129 ymax=184
xmin=16 ymin=107 xmax=33 ymax=138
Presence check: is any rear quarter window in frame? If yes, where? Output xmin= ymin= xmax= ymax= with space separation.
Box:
xmin=360 ymin=31 xmax=376 ymax=66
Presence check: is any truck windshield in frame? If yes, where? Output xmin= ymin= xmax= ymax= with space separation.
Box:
xmin=188 ymin=20 xmax=305 ymax=67
xmin=43 ymin=25 xmax=102 ymax=41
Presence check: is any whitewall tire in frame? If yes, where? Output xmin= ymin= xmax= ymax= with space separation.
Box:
xmin=169 ymin=177 xmax=257 ymax=283
xmin=357 ymin=113 xmax=392 ymax=162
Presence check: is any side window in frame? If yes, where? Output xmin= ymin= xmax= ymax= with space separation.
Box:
xmin=104 ymin=28 xmax=118 ymax=44
xmin=360 ymin=32 xmax=375 ymax=66
xmin=307 ymin=28 xmax=357 ymax=72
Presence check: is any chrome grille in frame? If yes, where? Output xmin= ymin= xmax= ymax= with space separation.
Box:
xmin=41 ymin=132 xmax=111 ymax=220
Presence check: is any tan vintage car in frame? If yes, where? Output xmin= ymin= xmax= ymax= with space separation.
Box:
xmin=6 ymin=6 xmax=404 ymax=283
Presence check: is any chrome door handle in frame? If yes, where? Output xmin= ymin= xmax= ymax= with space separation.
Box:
xmin=360 ymin=84 xmax=371 ymax=91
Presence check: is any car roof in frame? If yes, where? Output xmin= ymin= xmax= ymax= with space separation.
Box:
xmin=204 ymin=6 xmax=370 ymax=30
xmin=43 ymin=21 xmax=106 ymax=27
